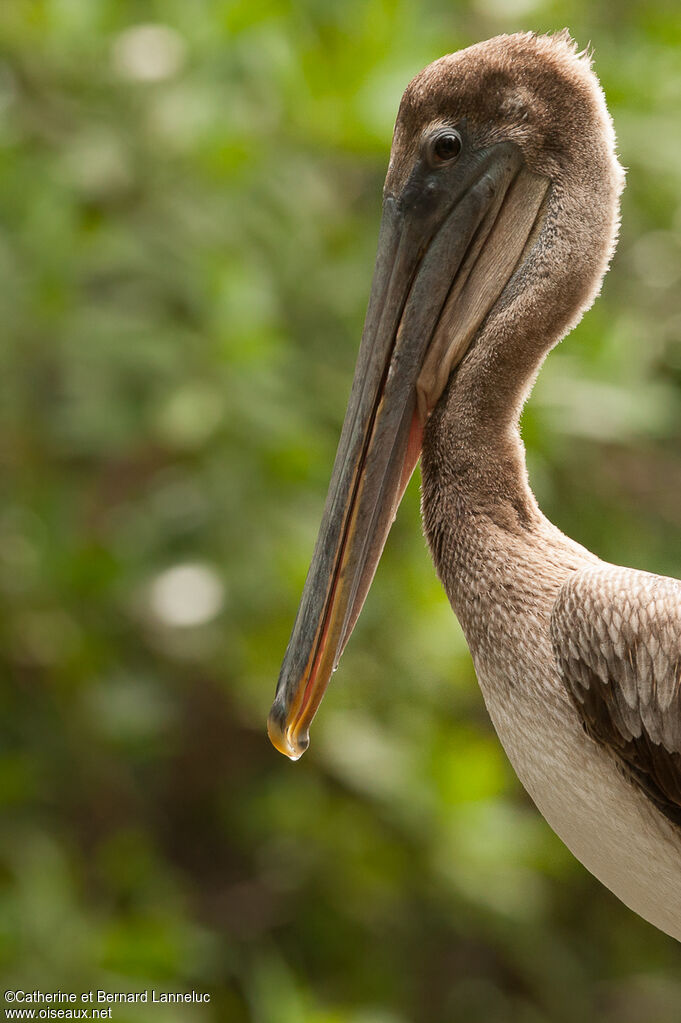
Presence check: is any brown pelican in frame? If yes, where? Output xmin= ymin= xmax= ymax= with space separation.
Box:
xmin=267 ymin=31 xmax=681 ymax=940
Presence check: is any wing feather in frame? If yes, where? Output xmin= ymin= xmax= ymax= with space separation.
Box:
xmin=551 ymin=565 xmax=681 ymax=824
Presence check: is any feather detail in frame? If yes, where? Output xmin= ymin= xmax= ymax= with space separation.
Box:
xmin=552 ymin=566 xmax=681 ymax=824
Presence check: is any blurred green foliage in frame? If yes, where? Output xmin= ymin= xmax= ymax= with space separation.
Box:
xmin=1 ymin=0 xmax=681 ymax=1020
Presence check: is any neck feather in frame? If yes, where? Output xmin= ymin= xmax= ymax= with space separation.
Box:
xmin=420 ymin=177 xmax=619 ymax=553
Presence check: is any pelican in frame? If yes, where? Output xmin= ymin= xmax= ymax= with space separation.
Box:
xmin=267 ymin=31 xmax=681 ymax=940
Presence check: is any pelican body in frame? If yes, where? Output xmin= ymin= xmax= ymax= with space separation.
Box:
xmin=268 ymin=32 xmax=681 ymax=940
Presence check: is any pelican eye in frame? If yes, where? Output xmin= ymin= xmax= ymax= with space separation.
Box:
xmin=431 ymin=131 xmax=462 ymax=164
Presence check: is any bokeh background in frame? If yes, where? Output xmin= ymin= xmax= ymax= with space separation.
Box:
xmin=1 ymin=1 xmax=681 ymax=1020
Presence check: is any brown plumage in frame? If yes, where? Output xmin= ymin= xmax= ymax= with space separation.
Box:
xmin=553 ymin=568 xmax=681 ymax=825
xmin=269 ymin=31 xmax=681 ymax=940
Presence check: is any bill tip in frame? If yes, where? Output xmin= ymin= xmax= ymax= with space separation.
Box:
xmin=267 ymin=703 xmax=310 ymax=760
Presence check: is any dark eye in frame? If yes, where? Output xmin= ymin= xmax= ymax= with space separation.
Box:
xmin=432 ymin=131 xmax=462 ymax=164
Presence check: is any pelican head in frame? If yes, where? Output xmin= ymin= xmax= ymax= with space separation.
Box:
xmin=268 ymin=30 xmax=624 ymax=760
